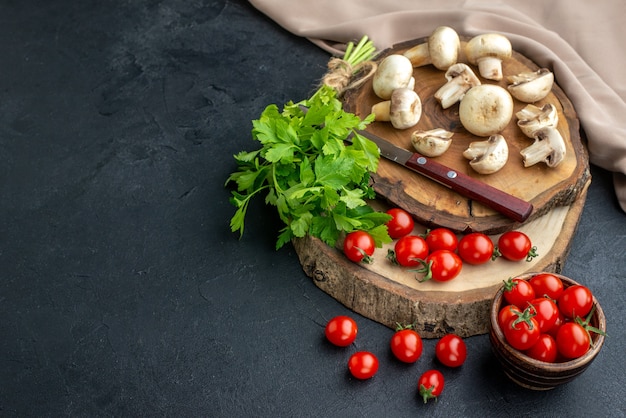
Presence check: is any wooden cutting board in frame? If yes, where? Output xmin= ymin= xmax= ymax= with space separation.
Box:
xmin=293 ymin=37 xmax=590 ymax=338
xmin=343 ymin=37 xmax=589 ymax=234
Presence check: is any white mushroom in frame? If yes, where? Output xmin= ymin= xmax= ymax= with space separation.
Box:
xmin=371 ymin=88 xmax=422 ymax=129
xmin=403 ymin=26 xmax=461 ymax=70
xmin=463 ymin=134 xmax=509 ymax=174
xmin=520 ymin=127 xmax=566 ymax=168
xmin=372 ymin=54 xmax=416 ymax=100
xmin=434 ymin=63 xmax=481 ymax=109
xmin=507 ymin=69 xmax=554 ymax=103
xmin=465 ymin=33 xmax=512 ymax=81
xmin=459 ymin=84 xmax=514 ymax=137
xmin=516 ymin=103 xmax=559 ymax=138
xmin=411 ymin=128 xmax=454 ymax=157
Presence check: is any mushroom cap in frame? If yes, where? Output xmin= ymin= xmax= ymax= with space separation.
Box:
xmin=507 ymin=68 xmax=554 ymax=103
xmin=372 ymin=54 xmax=415 ymax=100
xmin=459 ymin=84 xmax=514 ymax=137
xmin=516 ymin=103 xmax=559 ymax=138
xmin=389 ymin=88 xmax=422 ymax=130
xmin=428 ymin=26 xmax=460 ymax=70
xmin=411 ymin=128 xmax=454 ymax=157
xmin=466 ymin=33 xmax=512 ymax=63
xmin=463 ymin=134 xmax=509 ymax=174
xmin=465 ymin=33 xmax=512 ymax=80
xmin=434 ymin=63 xmax=481 ymax=109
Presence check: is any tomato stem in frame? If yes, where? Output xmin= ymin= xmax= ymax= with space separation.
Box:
xmin=525 ymin=246 xmax=539 ymax=262
xmin=418 ymin=384 xmax=438 ymax=404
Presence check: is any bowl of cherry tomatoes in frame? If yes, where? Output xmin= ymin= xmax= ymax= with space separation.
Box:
xmin=489 ymin=272 xmax=606 ymax=390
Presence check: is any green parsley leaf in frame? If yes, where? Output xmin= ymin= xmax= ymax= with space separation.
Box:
xmin=225 ymin=40 xmax=392 ymax=249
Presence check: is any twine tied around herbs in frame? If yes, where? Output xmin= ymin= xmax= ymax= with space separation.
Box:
xmin=321 ymin=57 xmax=378 ymax=97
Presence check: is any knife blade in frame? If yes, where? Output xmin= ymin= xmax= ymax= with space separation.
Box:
xmin=349 ymin=128 xmax=533 ymax=223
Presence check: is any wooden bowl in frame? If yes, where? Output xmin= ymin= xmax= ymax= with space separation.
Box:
xmin=489 ymin=272 xmax=606 ymax=390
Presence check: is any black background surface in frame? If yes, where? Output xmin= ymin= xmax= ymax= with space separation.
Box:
xmin=1 ymin=1 xmax=625 ymax=416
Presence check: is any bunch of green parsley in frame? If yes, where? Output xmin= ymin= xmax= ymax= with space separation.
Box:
xmin=226 ymin=37 xmax=392 ymax=250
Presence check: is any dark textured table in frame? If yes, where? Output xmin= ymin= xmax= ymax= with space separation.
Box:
xmin=1 ymin=1 xmax=625 ymax=416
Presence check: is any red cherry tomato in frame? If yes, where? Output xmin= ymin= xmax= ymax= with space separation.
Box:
xmin=529 ymin=273 xmax=564 ymax=300
xmin=502 ymin=311 xmax=541 ymax=351
xmin=391 ymin=235 xmax=429 ymax=267
xmin=502 ymin=277 xmax=536 ymax=308
xmin=497 ymin=231 xmax=537 ymax=262
xmin=424 ymin=228 xmax=458 ymax=252
xmin=558 ymin=285 xmax=593 ymax=319
xmin=324 ymin=316 xmax=358 ymax=347
xmin=498 ymin=304 xmax=523 ymax=329
xmin=420 ymin=250 xmax=463 ymax=282
xmin=528 ymin=297 xmax=559 ymax=333
xmin=435 ymin=334 xmax=467 ymax=367
xmin=343 ymin=230 xmax=375 ymax=263
xmin=385 ymin=208 xmax=414 ymax=239
xmin=390 ymin=327 xmax=423 ymax=363
xmin=546 ymin=310 xmax=565 ymax=338
xmin=348 ymin=351 xmax=379 ymax=379
xmin=556 ymin=322 xmax=590 ymax=359
xmin=525 ymin=334 xmax=558 ymax=363
xmin=457 ymin=232 xmax=494 ymax=265
xmin=417 ymin=370 xmax=445 ymax=403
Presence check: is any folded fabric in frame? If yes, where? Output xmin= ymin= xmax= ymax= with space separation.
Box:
xmin=249 ymin=0 xmax=626 ymax=213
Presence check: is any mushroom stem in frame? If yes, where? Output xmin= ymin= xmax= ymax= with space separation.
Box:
xmin=520 ymin=127 xmax=566 ymax=168
xmin=371 ymin=101 xmax=391 ymax=122
xmin=372 ymin=88 xmax=422 ymax=130
xmin=476 ymin=57 xmax=505 ymax=81
xmin=434 ymin=63 xmax=481 ymax=109
xmin=404 ymin=43 xmax=431 ymax=67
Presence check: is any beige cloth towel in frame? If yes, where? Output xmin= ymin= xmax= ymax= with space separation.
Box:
xmin=249 ymin=0 xmax=626 ymax=213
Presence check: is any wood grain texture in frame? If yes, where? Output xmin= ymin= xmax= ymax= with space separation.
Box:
xmin=294 ymin=178 xmax=588 ymax=338
xmin=343 ymin=37 xmax=590 ymax=234
xmin=294 ymin=38 xmax=591 ymax=338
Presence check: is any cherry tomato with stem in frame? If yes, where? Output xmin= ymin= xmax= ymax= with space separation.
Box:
xmin=435 ymin=334 xmax=467 ymax=367
xmin=415 ymin=250 xmax=462 ymax=282
xmin=529 ymin=273 xmax=564 ymax=300
xmin=558 ymin=285 xmax=593 ymax=319
xmin=388 ymin=235 xmax=429 ymax=267
xmin=457 ymin=232 xmax=494 ymax=265
xmin=424 ymin=228 xmax=458 ymax=252
xmin=343 ymin=230 xmax=375 ymax=263
xmin=324 ymin=315 xmax=358 ymax=347
xmin=495 ymin=231 xmax=538 ymax=262
xmin=390 ymin=324 xmax=423 ymax=363
xmin=498 ymin=304 xmax=523 ymax=329
xmin=502 ymin=307 xmax=541 ymax=351
xmin=525 ymin=334 xmax=558 ymax=363
xmin=502 ymin=277 xmax=535 ymax=308
xmin=417 ymin=370 xmax=445 ymax=403
xmin=528 ymin=297 xmax=559 ymax=333
xmin=385 ymin=208 xmax=414 ymax=239
xmin=348 ymin=351 xmax=379 ymax=380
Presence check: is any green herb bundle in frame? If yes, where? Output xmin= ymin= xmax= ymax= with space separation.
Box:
xmin=226 ymin=37 xmax=392 ymax=250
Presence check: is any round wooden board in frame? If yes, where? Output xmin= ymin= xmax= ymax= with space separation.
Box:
xmin=293 ymin=177 xmax=589 ymax=338
xmin=343 ymin=37 xmax=590 ymax=234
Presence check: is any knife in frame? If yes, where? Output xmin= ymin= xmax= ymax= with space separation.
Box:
xmin=348 ymin=128 xmax=534 ymax=223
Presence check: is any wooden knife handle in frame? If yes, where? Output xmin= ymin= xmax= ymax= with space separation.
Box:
xmin=405 ymin=153 xmax=533 ymax=223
